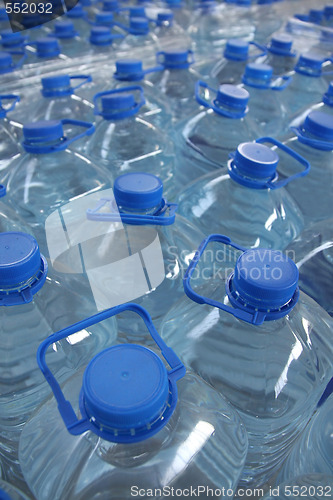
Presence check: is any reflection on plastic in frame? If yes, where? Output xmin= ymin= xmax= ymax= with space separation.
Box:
xmin=45 ymin=189 xmax=165 ymax=310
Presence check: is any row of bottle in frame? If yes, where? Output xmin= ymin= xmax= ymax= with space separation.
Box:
xmin=0 ymin=0 xmax=331 ymax=81
xmin=0 ymin=225 xmax=332 ymax=497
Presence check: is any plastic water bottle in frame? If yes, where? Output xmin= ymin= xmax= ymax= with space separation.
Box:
xmin=83 ymin=26 xmax=124 ymax=59
xmin=146 ymin=50 xmax=203 ymax=121
xmin=54 ymin=172 xmax=205 ymax=321
xmin=24 ymin=37 xmax=70 ymax=69
xmin=278 ymin=110 xmax=333 ymax=225
xmin=285 ymin=219 xmax=333 ymax=317
xmin=194 ymin=39 xmax=267 ymax=86
xmin=95 ymin=58 xmax=173 ymax=130
xmin=152 ymin=10 xmax=192 ymax=51
xmin=0 ymin=187 xmax=34 ymax=234
xmin=47 ymin=20 xmax=91 ymax=58
xmin=10 ymin=75 xmax=95 ymax=125
xmin=161 ymin=234 xmax=333 ymax=488
xmin=0 ymin=231 xmax=115 ymax=488
xmin=65 ymin=4 xmax=91 ymax=36
xmin=258 ymin=34 xmax=298 ymax=76
xmin=0 ymin=94 xmax=21 ymax=175
xmin=0 ymin=29 xmax=27 ymax=52
xmin=189 ymin=1 xmax=255 ymax=59
xmin=277 ymin=394 xmax=333 ymax=481
xmin=288 ymin=81 xmax=333 ymax=130
xmin=0 ymin=479 xmax=31 ymax=500
xmin=173 ymin=82 xmax=258 ymax=184
xmin=156 ymin=0 xmax=193 ymax=30
xmin=84 ymin=87 xmax=177 ymax=199
xmin=262 ymin=475 xmax=333 ymax=500
xmin=4 ymin=119 xmax=111 ymax=255
xmin=278 ymin=53 xmax=331 ymax=118
xmin=90 ymin=10 xmax=126 ymax=37
xmin=0 ymin=50 xmax=26 ymax=85
xmin=18 ymin=304 xmax=248 ymax=500
xmin=115 ymin=15 xmax=160 ymax=56
xmin=241 ymin=63 xmax=292 ymax=137
xmin=177 ymin=138 xmax=308 ymax=249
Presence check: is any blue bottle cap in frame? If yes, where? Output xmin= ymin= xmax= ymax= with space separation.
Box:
xmin=54 ymin=20 xmax=77 ymax=38
xmin=268 ymin=34 xmax=294 ymax=56
xmin=90 ymin=26 xmax=113 ymax=45
xmin=82 ymin=344 xmax=169 ymax=430
xmin=66 ymin=5 xmax=84 ymax=17
xmin=0 ymin=8 xmax=8 ymax=21
xmin=157 ymin=11 xmax=173 ymax=23
xmin=95 ymin=11 xmax=114 ymax=25
xmin=324 ymin=5 xmax=333 ymax=17
xmin=114 ymin=172 xmax=163 ymax=210
xmin=0 ymin=51 xmax=13 ymax=72
xmin=21 ymin=13 xmax=45 ymax=27
xmin=165 ymin=0 xmax=181 ymax=5
xmin=0 ymin=29 xmax=25 ymax=47
xmin=0 ymin=489 xmax=12 ymax=500
xmin=231 ymin=142 xmax=279 ymax=181
xmin=129 ymin=6 xmax=146 ymax=17
xmin=323 ymin=81 xmax=333 ymax=107
xmin=232 ymin=249 xmax=299 ymax=310
xmin=102 ymin=0 xmax=119 ymax=11
xmin=0 ymin=232 xmax=45 ymax=288
xmin=224 ymin=38 xmax=249 ymax=61
xmin=243 ymin=63 xmax=273 ymax=83
xmin=215 ymin=84 xmax=249 ymax=110
xmin=129 ymin=17 xmax=149 ymax=34
xmin=303 ymin=110 xmax=333 ymax=141
xmin=41 ymin=75 xmax=72 ymax=96
xmin=23 ymin=120 xmax=64 ymax=144
xmin=295 ymin=53 xmax=324 ymax=76
xmin=102 ymin=92 xmax=135 ymax=112
xmin=36 ymin=37 xmax=61 ymax=57
xmin=161 ymin=50 xmax=191 ymax=68
xmin=114 ymin=59 xmax=144 ymax=80
xmin=309 ymin=8 xmax=324 ymax=23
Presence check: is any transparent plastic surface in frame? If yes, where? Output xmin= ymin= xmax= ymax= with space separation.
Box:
xmin=19 ymin=368 xmax=248 ymax=500
xmin=177 ymin=169 xmax=304 ymax=250
xmin=161 ymin=284 xmax=333 ymax=488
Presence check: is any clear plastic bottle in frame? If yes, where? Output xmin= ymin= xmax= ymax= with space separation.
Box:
xmin=173 ymin=82 xmax=258 ymax=185
xmin=177 ymin=139 xmax=307 ymax=249
xmin=242 ymin=62 xmax=291 ymax=137
xmin=4 ymin=119 xmax=111 ymax=256
xmin=161 ymin=235 xmax=333 ymax=488
xmin=0 ymin=94 xmax=21 ymax=176
xmin=277 ymin=395 xmax=333 ymax=481
xmin=19 ymin=304 xmax=248 ymax=500
xmin=116 ymin=17 xmax=160 ymax=60
xmin=10 ymin=74 xmax=95 ymax=125
xmin=278 ymin=110 xmax=333 ymax=226
xmin=152 ymin=10 xmax=192 ymax=51
xmin=0 ymin=231 xmax=116 ymax=488
xmin=146 ymin=49 xmax=203 ymax=121
xmin=53 ymin=172 xmax=205 ymax=323
xmin=194 ymin=38 xmax=267 ymax=86
xmin=285 ymin=219 xmax=333 ymax=317
xmin=258 ymin=33 xmax=297 ymax=76
xmin=84 ymin=86 xmax=177 ymax=199
xmin=47 ymin=19 xmax=91 ymax=58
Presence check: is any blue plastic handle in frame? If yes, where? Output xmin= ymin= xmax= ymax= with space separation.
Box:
xmin=37 ymin=303 xmax=186 ymax=436
xmin=290 ymin=125 xmax=333 ymax=151
xmin=248 ymin=41 xmax=268 ymax=60
xmin=255 ymin=136 xmax=311 ymax=189
xmin=69 ymin=74 xmax=92 ymax=91
xmin=86 ymin=196 xmax=178 ymax=226
xmin=93 ymin=85 xmax=145 ymax=120
xmin=0 ymin=94 xmax=20 ymax=115
xmin=195 ymin=80 xmax=248 ymax=119
xmin=183 ymin=234 xmax=272 ymax=325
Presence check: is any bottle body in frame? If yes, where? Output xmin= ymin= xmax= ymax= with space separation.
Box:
xmin=161 ymin=288 xmax=333 ymax=487
xmin=177 ymin=170 xmax=304 ymax=249
xmin=19 ymin=368 xmax=248 ymax=500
